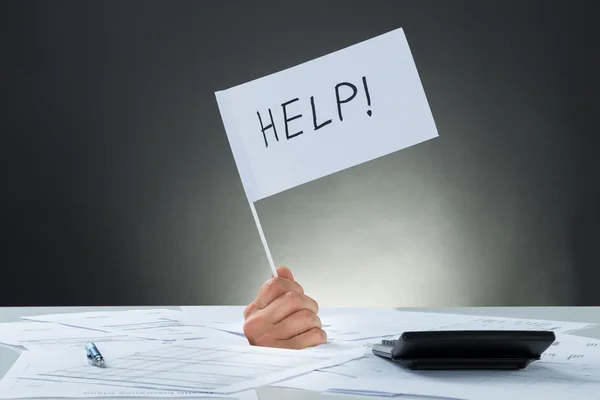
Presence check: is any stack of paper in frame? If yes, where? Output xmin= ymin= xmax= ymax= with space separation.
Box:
xmin=269 ymin=313 xmax=600 ymax=399
xmin=179 ymin=306 xmax=247 ymax=336
xmin=1 ymin=307 xmax=599 ymax=399
xmin=20 ymin=308 xmax=248 ymax=344
xmin=0 ymin=308 xmax=368 ymax=399
xmin=318 ymin=307 xmax=596 ymax=343
xmin=0 ymin=340 xmax=363 ymax=398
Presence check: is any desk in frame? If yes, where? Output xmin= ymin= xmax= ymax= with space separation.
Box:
xmin=1 ymin=307 xmax=599 ymax=400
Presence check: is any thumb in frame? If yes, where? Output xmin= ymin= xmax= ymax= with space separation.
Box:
xmin=273 ymin=266 xmax=294 ymax=281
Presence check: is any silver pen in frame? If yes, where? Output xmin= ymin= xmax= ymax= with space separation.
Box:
xmin=85 ymin=342 xmax=105 ymax=367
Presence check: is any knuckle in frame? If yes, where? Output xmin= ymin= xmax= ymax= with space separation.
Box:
xmin=260 ymin=279 xmax=276 ymax=296
xmin=270 ymin=277 xmax=287 ymax=291
xmin=262 ymin=278 xmax=284 ymax=297
xmin=298 ymin=309 xmax=317 ymax=326
xmin=284 ymin=290 xmax=303 ymax=308
xmin=256 ymin=279 xmax=283 ymax=308
xmin=243 ymin=302 xmax=255 ymax=320
xmin=242 ymin=314 xmax=264 ymax=339
xmin=313 ymin=314 xmax=323 ymax=328
xmin=304 ymin=295 xmax=319 ymax=313
xmin=242 ymin=321 xmax=254 ymax=339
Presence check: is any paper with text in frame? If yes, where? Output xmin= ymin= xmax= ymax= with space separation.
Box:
xmin=324 ymin=374 xmax=600 ymax=400
xmin=179 ymin=306 xmax=247 ymax=336
xmin=0 ymin=321 xmax=143 ymax=351
xmin=319 ymin=309 xmax=597 ymax=342
xmin=541 ymin=333 xmax=600 ymax=365
xmin=275 ymin=353 xmax=600 ymax=400
xmin=22 ymin=309 xmax=245 ymax=343
xmin=215 ymin=28 xmax=438 ymax=202
xmin=0 ymin=342 xmax=364 ymax=396
xmin=0 ymin=349 xmax=258 ymax=399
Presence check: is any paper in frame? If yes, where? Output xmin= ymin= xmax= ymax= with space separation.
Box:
xmin=0 ymin=352 xmax=257 ymax=400
xmin=541 ymin=333 xmax=600 ymax=365
xmin=269 ymin=369 xmax=358 ymax=392
xmin=321 ymin=351 xmax=600 ymax=396
xmin=324 ymin=376 xmax=600 ymax=400
xmin=215 ymin=28 xmax=438 ymax=202
xmin=179 ymin=306 xmax=246 ymax=336
xmin=319 ymin=309 xmax=597 ymax=342
xmin=4 ymin=307 xmax=599 ymax=399
xmin=0 ymin=321 xmax=144 ymax=351
xmin=1 ymin=341 xmax=364 ymax=396
xmin=179 ymin=306 xmax=246 ymax=325
xmin=271 ymin=311 xmax=600 ymax=398
xmin=0 ymin=342 xmax=210 ymax=398
xmin=274 ymin=353 xmax=600 ymax=399
xmin=22 ymin=309 xmax=246 ymax=343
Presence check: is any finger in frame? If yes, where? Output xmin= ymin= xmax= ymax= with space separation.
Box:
xmin=243 ymin=301 xmax=257 ymax=320
xmin=254 ymin=277 xmax=304 ymax=310
xmin=277 ymin=327 xmax=327 ymax=350
xmin=262 ymin=291 xmax=319 ymax=325
xmin=243 ymin=293 xmax=318 ymax=339
xmin=270 ymin=309 xmax=323 ymax=340
xmin=273 ymin=266 xmax=294 ymax=281
xmin=243 ymin=309 xmax=273 ymax=344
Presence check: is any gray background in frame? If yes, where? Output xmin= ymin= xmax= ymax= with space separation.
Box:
xmin=1 ymin=0 xmax=598 ymax=307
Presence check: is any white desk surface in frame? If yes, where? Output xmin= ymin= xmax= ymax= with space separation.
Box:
xmin=1 ymin=306 xmax=599 ymax=400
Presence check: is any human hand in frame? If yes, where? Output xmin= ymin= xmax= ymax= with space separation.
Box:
xmin=243 ymin=266 xmax=327 ymax=349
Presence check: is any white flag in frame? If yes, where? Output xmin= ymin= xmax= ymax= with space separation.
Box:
xmin=215 ymin=27 xmax=439 ymax=202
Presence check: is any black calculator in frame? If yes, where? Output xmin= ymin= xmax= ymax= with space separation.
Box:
xmin=372 ymin=330 xmax=556 ymax=370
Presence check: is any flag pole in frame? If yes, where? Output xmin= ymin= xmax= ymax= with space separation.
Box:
xmin=248 ymin=201 xmax=278 ymax=277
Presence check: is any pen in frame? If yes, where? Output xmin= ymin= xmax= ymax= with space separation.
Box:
xmin=85 ymin=342 xmax=105 ymax=367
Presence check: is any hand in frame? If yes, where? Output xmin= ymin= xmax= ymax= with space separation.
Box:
xmin=243 ymin=266 xmax=327 ymax=349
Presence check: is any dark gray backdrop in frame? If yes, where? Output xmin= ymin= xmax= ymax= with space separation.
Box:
xmin=1 ymin=0 xmax=598 ymax=306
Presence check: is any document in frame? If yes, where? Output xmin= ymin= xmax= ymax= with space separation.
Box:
xmin=0 ymin=341 xmax=364 ymax=396
xmin=329 ymin=352 xmax=600 ymax=395
xmin=324 ymin=375 xmax=600 ymax=400
xmin=0 ymin=321 xmax=142 ymax=351
xmin=0 ymin=349 xmax=259 ymax=399
xmin=179 ymin=306 xmax=246 ymax=323
xmin=541 ymin=333 xmax=600 ymax=365
xmin=22 ymin=309 xmax=246 ymax=343
xmin=274 ymin=353 xmax=600 ymax=399
xmin=179 ymin=306 xmax=246 ymax=336
xmin=269 ymin=369 xmax=358 ymax=392
xmin=319 ymin=309 xmax=596 ymax=342
xmin=215 ymin=27 xmax=438 ymax=203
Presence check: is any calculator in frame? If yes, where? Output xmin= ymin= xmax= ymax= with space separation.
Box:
xmin=371 ymin=330 xmax=556 ymax=370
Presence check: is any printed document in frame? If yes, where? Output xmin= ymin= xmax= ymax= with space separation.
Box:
xmin=0 ymin=341 xmax=364 ymax=396
xmin=22 ymin=309 xmax=244 ymax=343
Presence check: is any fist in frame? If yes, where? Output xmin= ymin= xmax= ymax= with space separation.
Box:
xmin=243 ymin=266 xmax=327 ymax=349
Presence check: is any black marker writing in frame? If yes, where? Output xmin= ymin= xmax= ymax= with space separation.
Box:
xmin=281 ymin=98 xmax=303 ymax=140
xmin=257 ymin=75 xmax=373 ymax=148
xmin=310 ymin=96 xmax=332 ymax=131
xmin=335 ymin=82 xmax=357 ymax=122
xmin=362 ymin=76 xmax=372 ymax=116
xmin=257 ymin=109 xmax=279 ymax=148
